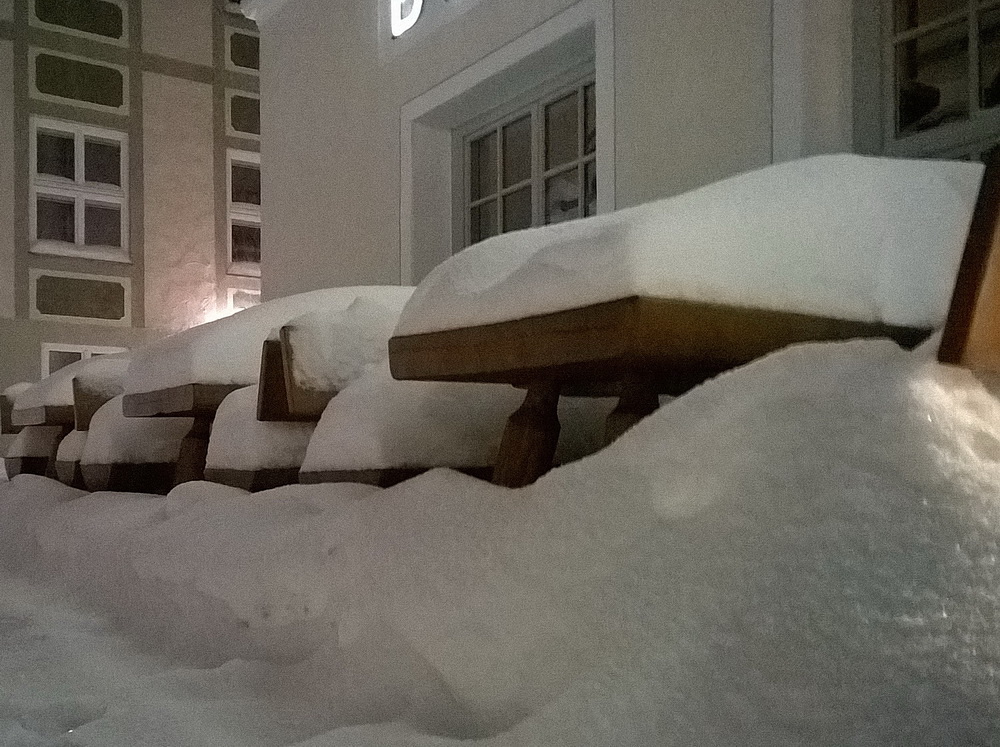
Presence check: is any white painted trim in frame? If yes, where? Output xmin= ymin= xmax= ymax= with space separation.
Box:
xmin=226 ymin=88 xmax=261 ymax=140
xmin=240 ymin=0 xmax=293 ymax=25
xmin=29 ymin=268 xmax=132 ymax=327
xmin=226 ymin=26 xmax=260 ymax=75
xmin=40 ymin=341 xmax=127 ymax=378
xmin=771 ymin=0 xmax=805 ymax=163
xmin=227 ymin=286 xmax=261 ymax=311
xmin=29 ymin=47 xmax=129 ymax=116
xmin=398 ymin=0 xmax=614 ymax=285
xmin=29 ymin=0 xmax=128 ymax=48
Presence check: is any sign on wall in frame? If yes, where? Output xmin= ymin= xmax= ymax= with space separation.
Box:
xmin=390 ymin=0 xmax=423 ymax=37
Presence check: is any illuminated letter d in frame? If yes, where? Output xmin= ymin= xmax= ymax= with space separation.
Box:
xmin=390 ymin=0 xmax=423 ymax=37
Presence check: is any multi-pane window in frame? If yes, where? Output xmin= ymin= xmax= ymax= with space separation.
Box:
xmin=889 ymin=0 xmax=1000 ymax=154
xmin=227 ymin=149 xmax=261 ymax=274
xmin=30 ymin=117 xmax=128 ymax=261
xmin=464 ymin=79 xmax=596 ymax=247
xmin=41 ymin=342 xmax=126 ymax=377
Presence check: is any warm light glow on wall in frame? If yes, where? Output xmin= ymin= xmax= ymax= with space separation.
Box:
xmin=390 ymin=0 xmax=423 ymax=37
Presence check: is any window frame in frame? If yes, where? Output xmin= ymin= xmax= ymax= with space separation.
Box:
xmin=29 ymin=47 xmax=129 ymax=115
xmin=226 ymin=88 xmax=261 ymax=140
xmin=227 ymin=286 xmax=261 ymax=312
xmin=226 ymin=27 xmax=260 ymax=75
xmin=456 ymin=69 xmax=596 ymax=250
xmin=40 ymin=342 xmax=127 ymax=378
xmin=226 ymin=148 xmax=261 ymax=276
xmin=29 ymin=268 xmax=132 ymax=327
xmin=29 ymin=116 xmax=129 ymax=263
xmin=29 ymin=0 xmax=129 ymax=48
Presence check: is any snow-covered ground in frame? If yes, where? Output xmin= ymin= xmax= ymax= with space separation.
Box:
xmin=2 ymin=338 xmax=1000 ymax=745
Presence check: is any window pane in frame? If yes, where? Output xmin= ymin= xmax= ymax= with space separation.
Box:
xmin=35 ymin=274 xmax=126 ymax=321
xmin=37 ymin=196 xmax=74 ymax=242
xmin=37 ymin=131 xmax=74 ymax=179
xmin=894 ymin=0 xmax=964 ymax=33
xmin=84 ymin=203 xmax=121 ymax=247
xmin=895 ymin=23 xmax=968 ymax=135
xmin=502 ymin=116 xmax=531 ymax=187
xmin=232 ymin=222 xmax=261 ymax=263
xmin=35 ymin=53 xmax=125 ymax=109
xmin=230 ymin=95 xmax=260 ymax=135
xmin=230 ymin=32 xmax=260 ymax=70
xmin=584 ymin=160 xmax=597 ymax=217
xmin=48 ymin=350 xmax=83 ymax=374
xmin=545 ymin=168 xmax=579 ymax=225
xmin=584 ymin=83 xmax=596 ymax=155
xmin=470 ymin=131 xmax=497 ymax=201
xmin=503 ymin=187 xmax=532 ymax=233
xmin=35 ymin=0 xmax=124 ymax=39
xmin=981 ymin=8 xmax=1000 ymax=109
xmin=470 ymin=200 xmax=497 ymax=244
xmin=545 ymin=91 xmax=579 ymax=170
xmin=231 ymin=163 xmax=261 ymax=205
xmin=84 ymin=139 xmax=121 ymax=186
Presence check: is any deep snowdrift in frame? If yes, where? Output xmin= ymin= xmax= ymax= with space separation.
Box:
xmin=2 ymin=338 xmax=999 ymax=746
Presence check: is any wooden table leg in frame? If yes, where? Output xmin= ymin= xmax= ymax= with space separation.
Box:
xmin=173 ymin=415 xmax=213 ymax=487
xmin=605 ymin=375 xmax=659 ymax=444
xmin=492 ymin=381 xmax=561 ymax=488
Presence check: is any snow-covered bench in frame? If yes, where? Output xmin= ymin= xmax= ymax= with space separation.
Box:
xmin=389 ymin=154 xmax=986 ymax=487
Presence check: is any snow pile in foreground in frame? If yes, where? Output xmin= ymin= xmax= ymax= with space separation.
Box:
xmin=81 ymin=395 xmax=192 ymax=465
xmin=12 ymin=354 xmax=129 ymax=412
xmin=207 ymin=385 xmax=315 ymax=471
xmin=396 ymin=155 xmax=982 ymax=336
xmin=301 ymin=361 xmax=614 ymax=472
xmin=125 ymin=286 xmax=414 ymax=395
xmin=2 ymin=339 xmax=1000 ymax=745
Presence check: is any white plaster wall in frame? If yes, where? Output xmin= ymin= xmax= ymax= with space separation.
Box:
xmin=0 ymin=41 xmax=13 ymax=320
xmin=142 ymin=0 xmax=213 ymax=66
xmin=143 ymin=73 xmax=216 ymax=332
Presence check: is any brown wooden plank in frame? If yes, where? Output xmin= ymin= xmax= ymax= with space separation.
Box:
xmin=55 ymin=459 xmax=87 ymax=490
xmin=205 ymin=466 xmax=302 ymax=492
xmin=122 ymin=383 xmax=241 ymax=418
xmin=0 ymin=392 xmax=23 ymax=435
xmin=73 ymin=377 xmax=122 ymax=431
xmin=257 ymin=338 xmax=293 ymax=421
xmin=492 ymin=381 xmax=562 ymax=488
xmin=279 ymin=325 xmax=337 ymax=421
xmin=939 ymin=149 xmax=1000 ymax=372
xmin=82 ymin=462 xmax=176 ymax=494
xmin=10 ymin=404 xmax=75 ymax=428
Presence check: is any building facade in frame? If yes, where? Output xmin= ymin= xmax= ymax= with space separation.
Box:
xmin=0 ymin=0 xmax=261 ymax=392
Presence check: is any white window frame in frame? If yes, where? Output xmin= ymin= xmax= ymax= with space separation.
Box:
xmin=29 ymin=268 xmax=132 ymax=327
xmin=227 ymin=286 xmax=261 ymax=312
xmin=40 ymin=342 xmax=127 ymax=378
xmin=29 ymin=0 xmax=129 ymax=47
xmin=226 ymin=27 xmax=260 ymax=75
xmin=226 ymin=89 xmax=261 ymax=140
xmin=29 ymin=47 xmax=129 ymax=115
xmin=227 ymin=148 xmax=261 ymax=276
xmin=29 ymin=116 xmax=129 ymax=263
xmin=459 ymin=70 xmax=596 ymax=249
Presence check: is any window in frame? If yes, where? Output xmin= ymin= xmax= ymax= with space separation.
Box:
xmin=30 ymin=117 xmax=128 ymax=262
xmin=886 ymin=0 xmax=1000 ymax=156
xmin=227 ymin=90 xmax=260 ymax=138
xmin=226 ymin=28 xmax=260 ymax=73
xmin=41 ymin=342 xmax=127 ymax=378
xmin=30 ymin=0 xmax=127 ymax=46
xmin=30 ymin=269 xmax=131 ymax=326
xmin=228 ymin=287 xmax=261 ymax=312
xmin=462 ymin=79 xmax=596 ymax=247
xmin=227 ymin=149 xmax=261 ymax=275
xmin=30 ymin=49 xmax=128 ymax=114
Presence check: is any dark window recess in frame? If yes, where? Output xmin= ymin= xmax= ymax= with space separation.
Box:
xmin=230 ymin=32 xmax=260 ymax=70
xmin=37 ymin=131 xmax=74 ymax=179
xmin=35 ymin=0 xmax=124 ymax=39
xmin=35 ymin=54 xmax=124 ymax=109
xmin=35 ymin=274 xmax=126 ymax=321
xmin=231 ymin=163 xmax=260 ymax=204
xmin=231 ymin=222 xmax=261 ymax=263
xmin=48 ymin=350 xmax=83 ymax=373
xmin=84 ymin=139 xmax=121 ymax=185
xmin=230 ymin=95 xmax=260 ymax=135
xmin=84 ymin=203 xmax=121 ymax=247
xmin=36 ymin=196 xmax=74 ymax=242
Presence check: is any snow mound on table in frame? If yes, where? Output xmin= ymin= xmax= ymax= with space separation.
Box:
xmin=300 ymin=361 xmax=614 ymax=472
xmin=2 ymin=339 xmax=1000 ymax=745
xmin=81 ymin=396 xmax=192 ymax=465
xmin=56 ymin=429 xmax=87 ymax=463
xmin=125 ymin=286 xmax=414 ymax=395
xmin=206 ymin=385 xmax=315 ymax=471
xmin=3 ymin=381 xmax=32 ymax=401
xmin=396 ymin=154 xmax=983 ymax=335
xmin=13 ymin=354 xmax=129 ymax=412
xmin=285 ymin=295 xmax=411 ymax=393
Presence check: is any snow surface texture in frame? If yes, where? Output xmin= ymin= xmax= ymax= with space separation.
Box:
xmin=13 ymin=355 xmax=129 ymax=412
xmin=396 ymin=155 xmax=984 ymax=336
xmin=206 ymin=386 xmax=315 ymax=471
xmin=81 ymin=396 xmax=192 ymax=465
xmin=125 ymin=286 xmax=415 ymax=395
xmin=2 ymin=339 xmax=1000 ymax=745
xmin=300 ymin=361 xmax=614 ymax=472
xmin=5 ymin=426 xmax=65 ymax=458
xmin=2 ymin=382 xmax=32 ymax=401
xmin=285 ymin=296 xmax=412 ymax=393
xmin=56 ymin=429 xmax=87 ymax=463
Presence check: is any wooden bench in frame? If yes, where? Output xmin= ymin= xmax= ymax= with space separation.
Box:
xmin=256 ymin=333 xmax=336 ymax=422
